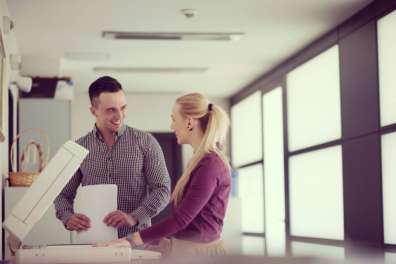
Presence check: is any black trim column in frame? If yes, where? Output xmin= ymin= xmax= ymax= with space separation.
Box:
xmin=339 ymin=19 xmax=383 ymax=252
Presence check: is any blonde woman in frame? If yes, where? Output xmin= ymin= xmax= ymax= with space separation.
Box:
xmin=98 ymin=93 xmax=231 ymax=257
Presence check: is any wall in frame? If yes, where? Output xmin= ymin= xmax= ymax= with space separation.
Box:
xmin=71 ymin=92 xmax=230 ymax=168
xmin=0 ymin=0 xmax=20 ymax=259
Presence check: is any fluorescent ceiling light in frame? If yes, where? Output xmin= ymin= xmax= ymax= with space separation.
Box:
xmin=102 ymin=31 xmax=244 ymax=41
xmin=64 ymin=52 xmax=110 ymax=61
xmin=93 ymin=66 xmax=208 ymax=74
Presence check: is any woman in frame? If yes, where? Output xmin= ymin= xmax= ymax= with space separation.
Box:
xmin=99 ymin=93 xmax=231 ymax=257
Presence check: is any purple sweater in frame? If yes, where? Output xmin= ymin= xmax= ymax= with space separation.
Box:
xmin=139 ymin=153 xmax=231 ymax=243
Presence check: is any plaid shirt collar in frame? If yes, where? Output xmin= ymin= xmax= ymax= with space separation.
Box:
xmin=93 ymin=123 xmax=127 ymax=142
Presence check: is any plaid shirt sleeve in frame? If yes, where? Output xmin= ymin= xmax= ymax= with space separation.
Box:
xmin=132 ymin=133 xmax=171 ymax=227
xmin=54 ymin=168 xmax=83 ymax=225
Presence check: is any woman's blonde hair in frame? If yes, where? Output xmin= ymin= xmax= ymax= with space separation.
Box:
xmin=172 ymin=93 xmax=230 ymax=205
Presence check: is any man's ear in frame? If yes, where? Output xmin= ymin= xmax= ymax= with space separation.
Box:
xmin=90 ymin=106 xmax=97 ymax=117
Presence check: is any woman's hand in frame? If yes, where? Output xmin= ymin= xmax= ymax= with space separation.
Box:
xmin=95 ymin=238 xmax=130 ymax=248
xmin=95 ymin=232 xmax=143 ymax=248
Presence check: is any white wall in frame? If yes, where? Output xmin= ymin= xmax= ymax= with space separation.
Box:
xmin=72 ymin=92 xmax=230 ymax=168
xmin=72 ymin=92 xmax=177 ymax=139
xmin=0 ymin=0 xmax=20 ymax=259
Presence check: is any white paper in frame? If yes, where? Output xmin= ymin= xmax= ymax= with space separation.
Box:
xmin=72 ymin=184 xmax=118 ymax=244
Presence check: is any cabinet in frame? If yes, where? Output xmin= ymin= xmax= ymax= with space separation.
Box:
xmin=4 ymin=99 xmax=73 ymax=257
xmin=18 ymin=99 xmax=71 ymax=162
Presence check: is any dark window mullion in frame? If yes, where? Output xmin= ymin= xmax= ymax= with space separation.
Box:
xmin=242 ymin=232 xmax=265 ymax=237
xmin=235 ymin=160 xmax=263 ymax=170
xmin=290 ymin=236 xmax=345 ymax=247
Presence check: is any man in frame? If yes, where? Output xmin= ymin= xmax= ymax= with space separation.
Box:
xmin=54 ymin=76 xmax=171 ymax=238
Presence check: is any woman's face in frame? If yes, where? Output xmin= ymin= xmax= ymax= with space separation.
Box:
xmin=170 ymin=103 xmax=191 ymax=145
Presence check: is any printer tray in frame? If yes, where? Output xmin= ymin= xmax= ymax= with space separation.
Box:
xmin=15 ymin=244 xmax=161 ymax=264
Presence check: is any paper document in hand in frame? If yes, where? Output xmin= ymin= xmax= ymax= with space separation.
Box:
xmin=72 ymin=184 xmax=118 ymax=244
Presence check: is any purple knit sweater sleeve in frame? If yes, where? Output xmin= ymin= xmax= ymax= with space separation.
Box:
xmin=139 ymin=155 xmax=223 ymax=243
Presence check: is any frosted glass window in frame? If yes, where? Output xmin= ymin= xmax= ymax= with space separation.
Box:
xmin=238 ymin=164 xmax=264 ymax=233
xmin=231 ymin=91 xmax=262 ymax=167
xmin=378 ymin=10 xmax=396 ymax=126
xmin=291 ymin=242 xmax=345 ymax=260
xmin=381 ymin=132 xmax=396 ymax=244
xmin=263 ymin=87 xmax=286 ymax=256
xmin=242 ymin=236 xmax=265 ymax=256
xmin=385 ymin=252 xmax=396 ymax=264
xmin=289 ymin=146 xmax=344 ymax=240
xmin=287 ymin=46 xmax=341 ymax=151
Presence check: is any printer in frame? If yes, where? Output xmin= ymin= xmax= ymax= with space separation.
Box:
xmin=3 ymin=141 xmax=161 ymax=264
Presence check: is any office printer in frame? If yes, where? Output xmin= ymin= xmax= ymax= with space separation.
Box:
xmin=3 ymin=141 xmax=161 ymax=264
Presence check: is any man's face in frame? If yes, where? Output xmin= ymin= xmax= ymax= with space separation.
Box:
xmin=90 ymin=91 xmax=127 ymax=133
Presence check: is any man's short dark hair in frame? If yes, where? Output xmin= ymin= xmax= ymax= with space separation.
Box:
xmin=88 ymin=76 xmax=123 ymax=105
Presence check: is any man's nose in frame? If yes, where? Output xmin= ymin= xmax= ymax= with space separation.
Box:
xmin=114 ymin=110 xmax=122 ymax=119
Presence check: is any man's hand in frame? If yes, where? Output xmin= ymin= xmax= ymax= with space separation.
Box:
xmin=104 ymin=210 xmax=137 ymax=229
xmin=66 ymin=213 xmax=91 ymax=231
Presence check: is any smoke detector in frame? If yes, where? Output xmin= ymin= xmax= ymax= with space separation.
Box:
xmin=180 ymin=9 xmax=197 ymax=19
xmin=3 ymin=16 xmax=14 ymax=34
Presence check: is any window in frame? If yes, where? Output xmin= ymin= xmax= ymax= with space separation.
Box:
xmin=242 ymin=236 xmax=265 ymax=256
xmin=378 ymin=10 xmax=396 ymax=126
xmin=289 ymin=146 xmax=344 ymax=240
xmin=237 ymin=164 xmax=264 ymax=233
xmin=291 ymin=241 xmax=345 ymax=260
xmin=287 ymin=46 xmax=341 ymax=151
xmin=263 ymin=87 xmax=286 ymax=255
xmin=231 ymin=90 xmax=265 ymax=250
xmin=231 ymin=91 xmax=262 ymax=167
xmin=385 ymin=252 xmax=396 ymax=264
xmin=381 ymin=132 xmax=396 ymax=244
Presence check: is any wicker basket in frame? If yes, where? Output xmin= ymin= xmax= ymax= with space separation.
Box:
xmin=9 ymin=129 xmax=50 ymax=187
xmin=9 ymin=171 xmax=40 ymax=187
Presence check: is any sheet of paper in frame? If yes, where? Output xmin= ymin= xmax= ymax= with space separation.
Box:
xmin=72 ymin=184 xmax=118 ymax=244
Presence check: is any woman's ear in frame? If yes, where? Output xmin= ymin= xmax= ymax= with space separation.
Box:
xmin=187 ymin=118 xmax=194 ymax=131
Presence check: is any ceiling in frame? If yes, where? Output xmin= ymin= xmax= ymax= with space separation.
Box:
xmin=7 ymin=0 xmax=372 ymax=97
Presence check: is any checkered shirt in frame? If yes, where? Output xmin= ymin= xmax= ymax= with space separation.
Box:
xmin=54 ymin=125 xmax=171 ymax=238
